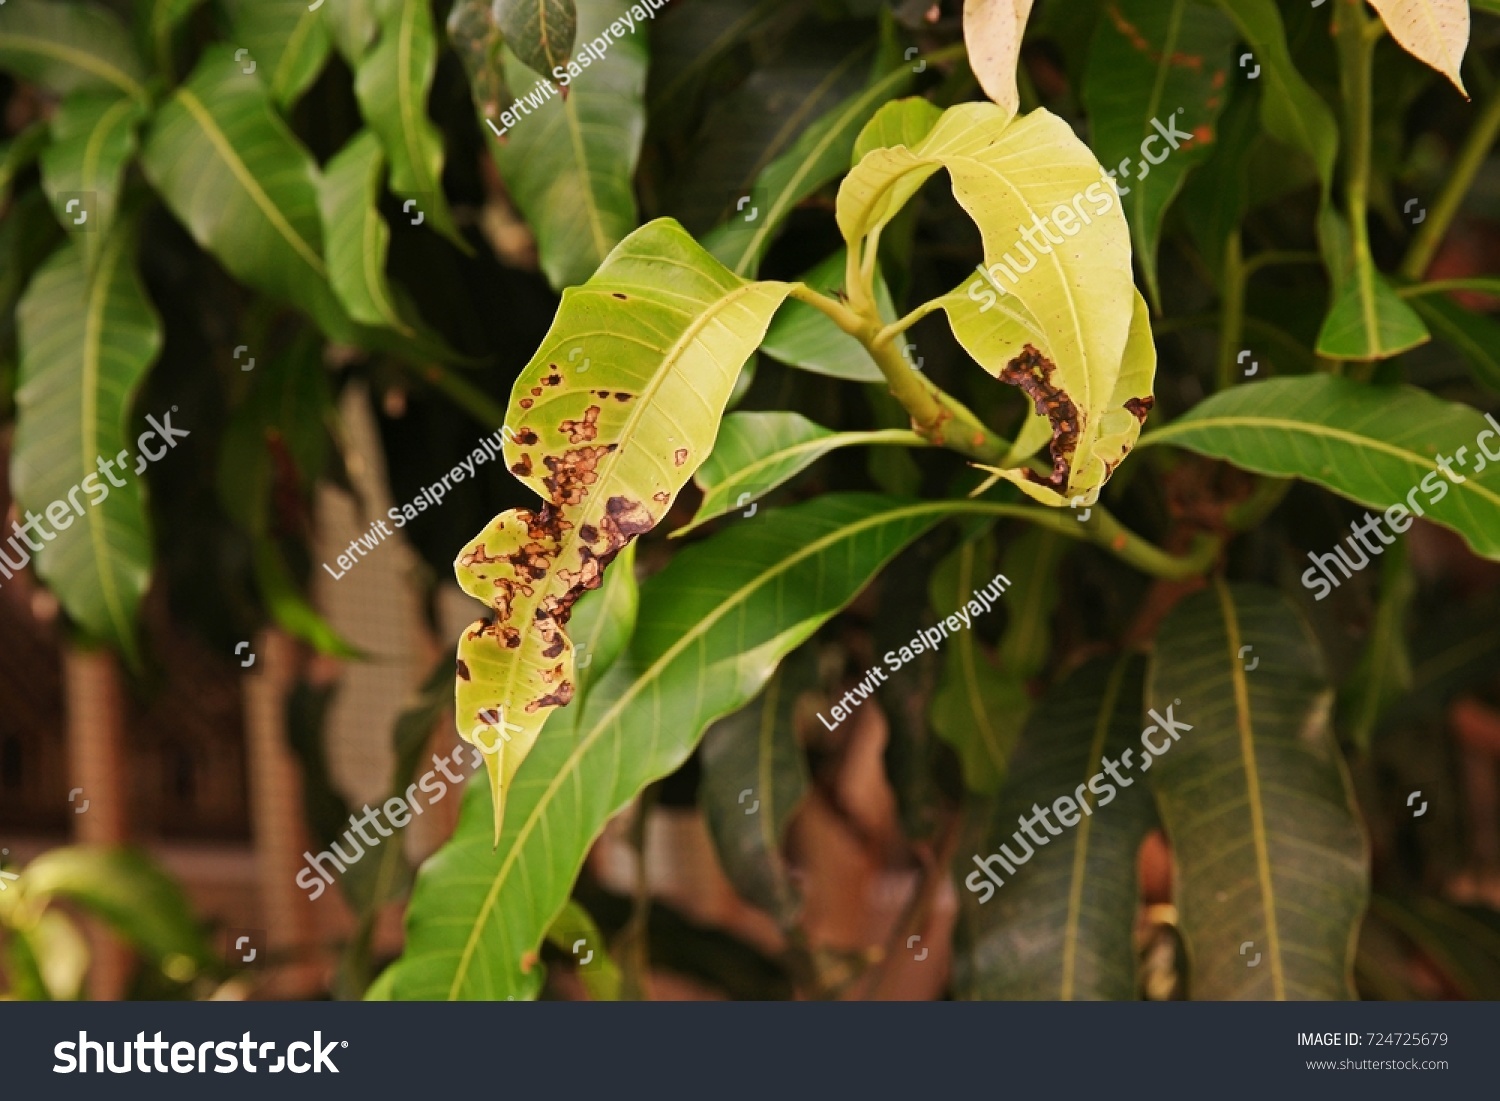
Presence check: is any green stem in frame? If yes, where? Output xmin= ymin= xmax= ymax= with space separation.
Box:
xmin=874 ymin=299 xmax=946 ymax=346
xmin=1400 ymin=89 xmax=1500 ymax=281
xmin=1398 ymin=277 xmax=1500 ymax=299
xmin=1215 ymin=231 xmax=1246 ymax=391
xmin=1335 ymin=0 xmax=1382 ymax=358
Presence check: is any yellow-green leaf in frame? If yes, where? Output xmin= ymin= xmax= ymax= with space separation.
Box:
xmin=454 ymin=218 xmax=791 ymax=842
xmin=963 ymin=0 xmax=1035 ymax=116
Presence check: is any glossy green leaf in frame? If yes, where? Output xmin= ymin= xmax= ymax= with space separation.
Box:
xmin=544 ymin=900 xmax=622 ymax=1000
xmin=452 ymin=219 xmax=791 ymax=842
xmin=223 ymin=0 xmax=333 ymax=110
xmin=141 ymin=47 xmax=350 ymax=338
xmin=955 ymin=654 xmax=1153 ymax=1000
xmin=1082 ymin=0 xmax=1236 ymax=309
xmin=845 ymin=101 xmax=1153 ymax=507
xmin=355 ymin=0 xmax=465 ymax=250
xmin=12 ymin=223 xmax=160 ymax=662
xmin=758 ymin=249 xmax=898 ymax=382
xmin=1141 ymin=376 xmax=1500 ymax=560
xmin=700 ymin=662 xmax=811 ymax=924
xmin=1315 ymin=268 xmax=1430 ymax=360
xmin=393 ymin=493 xmax=956 ymax=999
xmin=19 ymin=846 xmax=213 ymax=971
xmin=482 ymin=0 xmax=647 ymax=289
xmin=0 ymin=0 xmax=149 ymax=102
xmin=495 ymin=0 xmax=577 ymax=78
xmin=38 ymin=91 xmax=147 ymax=272
xmin=704 ymin=49 xmax=914 ymax=278
xmin=1408 ymin=292 xmax=1500 ymax=393
xmin=1147 ymin=581 xmax=1367 ymax=999
xmin=678 ymin=411 xmax=923 ymax=536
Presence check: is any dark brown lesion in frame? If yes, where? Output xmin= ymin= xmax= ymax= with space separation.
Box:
xmin=1124 ymin=396 xmax=1154 ymax=424
xmin=559 ymin=405 xmax=601 ymax=444
xmin=511 ymin=454 xmax=533 ymax=477
xmin=673 ymin=448 xmax=689 ymax=467
xmin=999 ymin=344 xmax=1080 ymax=493
xmin=456 ymin=659 xmax=471 ymax=680
xmin=541 ymin=443 xmax=616 ymax=506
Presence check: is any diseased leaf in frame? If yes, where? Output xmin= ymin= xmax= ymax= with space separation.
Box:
xmin=12 ymin=222 xmax=160 ymax=663
xmin=38 ymin=91 xmax=147 ymax=272
xmin=955 ymin=654 xmax=1153 ymax=999
xmin=392 ymin=493 xmax=960 ymax=1000
xmin=0 ymin=0 xmax=149 ymax=102
xmin=700 ymin=662 xmax=812 ymax=925
xmin=355 ymin=0 xmax=466 ymax=250
xmin=141 ymin=47 xmax=351 ymax=339
xmin=1147 ymin=581 xmax=1367 ymax=999
xmin=962 ymin=0 xmax=1035 ymax=116
xmin=481 ymin=0 xmax=647 ymax=289
xmin=452 ymin=219 xmax=791 ymax=842
xmin=1082 ymin=0 xmax=1236 ymax=309
xmin=495 ymin=0 xmax=577 ymax=79
xmin=1140 ymin=376 xmax=1500 ymax=561
xmin=840 ymin=101 xmax=1153 ymax=507
xmin=223 ymin=0 xmax=333 ymax=110
xmin=678 ymin=411 xmax=923 ymax=535
xmin=1366 ymin=0 xmax=1469 ymax=96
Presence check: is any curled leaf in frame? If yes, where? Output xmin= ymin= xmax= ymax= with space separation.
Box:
xmin=962 ymin=0 xmax=1035 ymax=117
xmin=1366 ymin=0 xmax=1469 ymax=97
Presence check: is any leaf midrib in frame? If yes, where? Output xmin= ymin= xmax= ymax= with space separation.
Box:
xmin=0 ymin=32 xmax=147 ymax=102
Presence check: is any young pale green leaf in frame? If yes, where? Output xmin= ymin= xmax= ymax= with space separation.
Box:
xmin=481 ymin=0 xmax=646 ymax=290
xmin=1407 ymin=293 xmax=1500 ymax=393
xmin=495 ymin=0 xmax=577 ymax=79
xmin=1210 ymin=0 xmax=1337 ymax=201
xmin=844 ymin=102 xmax=1152 ymax=507
xmin=1140 ymin=376 xmax=1500 ymax=560
xmin=38 ymin=91 xmax=147 ymax=273
xmin=12 ymin=224 xmax=159 ymax=663
xmin=677 ymin=411 xmax=924 ymax=536
xmin=19 ymin=846 xmax=214 ymax=971
xmin=757 ymin=249 xmax=897 ymax=382
xmin=0 ymin=1 xmax=149 ymax=102
xmin=851 ymin=97 xmax=942 ymax=165
xmin=700 ymin=661 xmax=812 ymax=926
xmin=355 ymin=0 xmax=466 ymax=251
xmin=704 ymin=50 xmax=915 ymax=278
xmin=543 ymin=900 xmax=621 ymax=1000
xmin=453 ymin=219 xmax=791 ymax=843
xmin=954 ymin=654 xmax=1152 ymax=1000
xmin=1366 ymin=0 xmax=1469 ymax=96
xmin=1147 ymin=582 xmax=1367 ymax=999
xmin=223 ymin=0 xmax=333 ymax=110
xmin=962 ymin=0 xmax=1035 ymax=116
xmin=395 ymin=493 xmax=955 ymax=999
xmin=1315 ymin=265 xmax=1430 ymax=360
xmin=141 ymin=47 xmax=351 ymax=339
xmin=1082 ymin=0 xmax=1236 ymax=309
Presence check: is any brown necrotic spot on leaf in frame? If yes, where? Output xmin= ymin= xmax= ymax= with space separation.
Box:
xmin=516 ymin=428 xmax=540 ymax=446
xmin=519 ymin=398 xmax=534 ymax=409
xmin=673 ymin=448 xmax=689 ymax=466
xmin=559 ymin=405 xmax=601 ymax=444
xmin=1000 ymin=344 xmax=1080 ymax=492
xmin=1125 ymin=396 xmax=1155 ymax=424
xmin=614 ymin=392 xmax=633 ymax=402
xmin=456 ymin=659 xmax=471 ymax=680
xmin=532 ymin=680 xmax=575 ymax=710
xmin=511 ymin=454 xmax=533 ymax=477
xmin=530 ymin=386 xmax=543 ymax=397
xmin=541 ymin=444 xmax=615 ymax=506
xmin=653 ymin=491 xmax=670 ymax=504
xmin=542 ymin=369 xmax=562 ymax=387
xmin=611 ymin=292 xmax=627 ymax=300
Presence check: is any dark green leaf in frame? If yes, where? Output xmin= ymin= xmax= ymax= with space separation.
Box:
xmin=0 ymin=0 xmax=149 ymax=102
xmin=38 ymin=91 xmax=147 ymax=271
xmin=223 ymin=0 xmax=333 ymax=110
xmin=494 ymin=0 xmax=577 ymax=78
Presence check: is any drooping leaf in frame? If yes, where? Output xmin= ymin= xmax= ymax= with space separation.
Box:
xmin=1366 ymin=0 xmax=1469 ymax=96
xmin=1140 ymin=376 xmax=1500 ymax=560
xmin=495 ymin=0 xmax=577 ymax=79
xmin=0 ymin=0 xmax=149 ymax=103
xmin=955 ymin=654 xmax=1153 ymax=999
xmin=1315 ymin=266 xmax=1430 ymax=360
xmin=452 ymin=219 xmax=791 ymax=842
xmin=757 ymin=248 xmax=898 ymax=383
xmin=448 ymin=0 xmax=511 ymax=117
xmin=18 ymin=846 xmax=213 ymax=972
xmin=223 ymin=0 xmax=333 ymax=110
xmin=700 ymin=661 xmax=812 ymax=925
xmin=962 ymin=0 xmax=1035 ymax=116
xmin=543 ymin=900 xmax=622 ymax=1001
xmin=12 ymin=222 xmax=160 ymax=663
xmin=354 ymin=0 xmax=466 ymax=250
xmin=1082 ymin=0 xmax=1236 ymax=309
xmin=1146 ymin=581 xmax=1367 ymax=999
xmin=678 ymin=411 xmax=924 ymax=536
xmin=840 ymin=100 xmax=1152 ymax=507
xmin=141 ymin=47 xmax=351 ymax=338
xmin=392 ymin=493 xmax=960 ymax=1000
xmin=704 ymin=46 xmax=915 ymax=278
xmin=481 ymin=0 xmax=647 ymax=289
xmin=38 ymin=91 xmax=147 ymax=272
